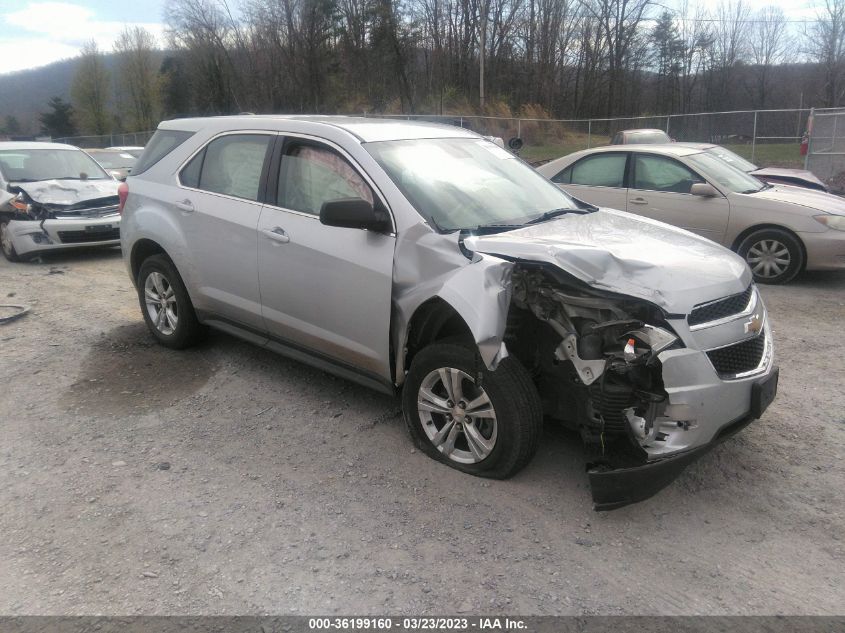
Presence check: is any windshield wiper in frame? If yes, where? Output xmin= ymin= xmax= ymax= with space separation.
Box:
xmin=525 ymin=206 xmax=591 ymax=225
xmin=462 ymin=223 xmax=525 ymax=234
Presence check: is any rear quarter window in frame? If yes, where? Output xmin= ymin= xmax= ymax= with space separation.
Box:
xmin=132 ymin=129 xmax=194 ymax=175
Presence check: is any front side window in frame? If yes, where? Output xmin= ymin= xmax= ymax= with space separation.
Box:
xmin=633 ymin=154 xmax=703 ymax=193
xmin=277 ymin=143 xmax=373 ymax=215
xmin=565 ymin=153 xmax=627 ymax=188
xmin=0 ymin=148 xmax=110 ymax=182
xmin=183 ymin=134 xmax=272 ymax=201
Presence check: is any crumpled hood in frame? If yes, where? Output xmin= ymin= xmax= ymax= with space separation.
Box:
xmin=464 ymin=208 xmax=751 ymax=315
xmin=14 ymin=179 xmax=119 ymax=207
xmin=745 ymin=183 xmax=845 ymax=214
xmin=750 ymin=167 xmax=826 ymax=189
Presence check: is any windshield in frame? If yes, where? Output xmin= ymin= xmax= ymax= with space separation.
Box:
xmin=365 ymin=138 xmax=579 ymax=231
xmin=686 ymin=151 xmax=766 ymax=194
xmin=705 ymin=146 xmax=758 ymax=172
xmin=88 ymin=151 xmax=136 ymax=169
xmin=0 ymin=148 xmax=111 ymax=183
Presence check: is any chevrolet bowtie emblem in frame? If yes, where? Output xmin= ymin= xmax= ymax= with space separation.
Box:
xmin=744 ymin=314 xmax=764 ymax=334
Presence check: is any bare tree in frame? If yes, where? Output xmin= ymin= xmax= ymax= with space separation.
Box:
xmin=809 ymin=0 xmax=845 ymax=107
xmin=711 ymin=0 xmax=751 ymax=109
xmin=71 ymin=41 xmax=111 ymax=135
xmin=748 ymin=6 xmax=789 ymax=108
xmin=578 ymin=0 xmax=653 ymax=117
xmin=114 ymin=26 xmax=162 ymax=131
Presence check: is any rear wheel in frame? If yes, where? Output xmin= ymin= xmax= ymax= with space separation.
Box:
xmin=137 ymin=254 xmax=203 ymax=349
xmin=737 ymin=228 xmax=804 ymax=285
xmin=0 ymin=220 xmax=21 ymax=262
xmin=402 ymin=343 xmax=542 ymax=479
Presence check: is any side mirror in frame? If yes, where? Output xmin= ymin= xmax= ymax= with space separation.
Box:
xmin=690 ymin=183 xmax=719 ymax=197
xmin=320 ymin=198 xmax=390 ymax=232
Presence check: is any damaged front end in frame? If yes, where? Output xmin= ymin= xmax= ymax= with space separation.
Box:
xmin=1 ymin=180 xmax=121 ymax=256
xmin=491 ymin=264 xmax=776 ymax=510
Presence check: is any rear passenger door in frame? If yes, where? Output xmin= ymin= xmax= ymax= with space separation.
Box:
xmin=256 ymin=136 xmax=396 ymax=383
xmin=550 ymin=152 xmax=629 ymax=211
xmin=627 ymin=152 xmax=730 ymax=242
xmin=176 ymin=132 xmax=274 ymax=331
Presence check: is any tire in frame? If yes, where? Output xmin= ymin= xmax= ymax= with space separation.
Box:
xmin=737 ymin=228 xmax=804 ymax=285
xmin=0 ymin=220 xmax=21 ymax=262
xmin=137 ymin=254 xmax=203 ymax=349
xmin=402 ymin=343 xmax=543 ymax=479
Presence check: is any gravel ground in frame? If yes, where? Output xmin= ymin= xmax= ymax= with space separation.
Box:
xmin=0 ymin=249 xmax=843 ymax=616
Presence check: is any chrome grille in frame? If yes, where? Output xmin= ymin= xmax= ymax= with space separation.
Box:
xmin=688 ymin=285 xmax=753 ymax=327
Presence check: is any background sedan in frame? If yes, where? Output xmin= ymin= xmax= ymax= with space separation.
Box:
xmin=537 ymin=144 xmax=845 ymax=284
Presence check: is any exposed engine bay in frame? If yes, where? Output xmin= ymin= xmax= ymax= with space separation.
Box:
xmin=503 ymin=265 xmax=681 ymax=462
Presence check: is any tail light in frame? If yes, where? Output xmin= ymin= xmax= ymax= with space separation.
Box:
xmin=117 ymin=181 xmax=128 ymax=214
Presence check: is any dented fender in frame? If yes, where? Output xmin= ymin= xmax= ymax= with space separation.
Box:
xmin=391 ymin=224 xmax=514 ymax=384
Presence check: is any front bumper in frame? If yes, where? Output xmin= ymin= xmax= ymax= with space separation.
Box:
xmin=589 ymin=365 xmax=778 ymax=510
xmin=7 ymin=215 xmax=121 ymax=256
xmin=800 ymin=228 xmax=845 ymax=271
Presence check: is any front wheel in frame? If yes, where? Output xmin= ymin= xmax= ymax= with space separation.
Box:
xmin=402 ymin=343 xmax=543 ymax=479
xmin=137 ymin=254 xmax=203 ymax=349
xmin=737 ymin=228 xmax=804 ymax=285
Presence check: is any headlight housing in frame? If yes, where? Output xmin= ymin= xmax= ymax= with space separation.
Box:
xmin=814 ymin=214 xmax=845 ymax=231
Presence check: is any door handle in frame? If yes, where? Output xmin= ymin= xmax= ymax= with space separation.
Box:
xmin=629 ymin=197 xmax=648 ymax=205
xmin=262 ymin=227 xmax=290 ymax=243
xmin=175 ymin=199 xmax=194 ymax=213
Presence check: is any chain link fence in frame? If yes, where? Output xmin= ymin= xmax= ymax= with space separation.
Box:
xmin=805 ymin=108 xmax=845 ymax=189
xmin=370 ymin=109 xmax=815 ymax=170
xmin=51 ymin=108 xmax=834 ymax=183
xmin=52 ymin=130 xmax=156 ymax=148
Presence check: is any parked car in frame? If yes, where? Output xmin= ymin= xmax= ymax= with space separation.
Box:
xmin=105 ymin=146 xmax=145 ymax=158
xmin=537 ymin=144 xmax=845 ymax=284
xmin=121 ymin=116 xmax=778 ymax=509
xmin=85 ymin=148 xmax=137 ymax=181
xmin=0 ymin=142 xmax=121 ymax=262
xmin=673 ymin=142 xmax=828 ymax=192
xmin=610 ymin=128 xmax=671 ymax=144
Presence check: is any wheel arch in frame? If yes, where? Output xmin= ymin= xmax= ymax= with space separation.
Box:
xmin=129 ymin=238 xmax=169 ymax=283
xmin=730 ymin=223 xmax=808 ymax=270
xmin=399 ymin=297 xmax=475 ymax=385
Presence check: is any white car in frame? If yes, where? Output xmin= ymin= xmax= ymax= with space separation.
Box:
xmin=537 ymin=144 xmax=845 ymax=284
xmin=0 ymin=142 xmax=121 ymax=262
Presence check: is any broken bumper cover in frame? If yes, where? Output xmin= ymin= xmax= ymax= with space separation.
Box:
xmin=589 ymin=365 xmax=779 ymax=510
xmin=7 ymin=215 xmax=121 ymax=256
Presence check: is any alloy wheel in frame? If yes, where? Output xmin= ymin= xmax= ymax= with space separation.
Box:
xmin=144 ymin=271 xmax=178 ymax=335
xmin=417 ymin=367 xmax=498 ymax=464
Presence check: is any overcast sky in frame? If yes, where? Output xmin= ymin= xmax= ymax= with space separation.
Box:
xmin=0 ymin=0 xmax=823 ymax=76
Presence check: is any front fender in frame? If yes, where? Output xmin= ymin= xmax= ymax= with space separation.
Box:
xmin=391 ymin=223 xmax=514 ymax=384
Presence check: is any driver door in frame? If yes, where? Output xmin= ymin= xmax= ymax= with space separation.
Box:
xmin=256 ymin=137 xmax=396 ymax=383
xmin=627 ymin=152 xmax=730 ymax=242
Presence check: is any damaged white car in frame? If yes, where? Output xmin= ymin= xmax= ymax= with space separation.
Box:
xmin=0 ymin=142 xmax=121 ymax=262
xmin=121 ymin=117 xmax=779 ymax=509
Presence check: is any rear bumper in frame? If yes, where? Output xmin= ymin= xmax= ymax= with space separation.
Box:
xmin=7 ymin=215 xmax=121 ymax=256
xmin=589 ymin=366 xmax=778 ymax=510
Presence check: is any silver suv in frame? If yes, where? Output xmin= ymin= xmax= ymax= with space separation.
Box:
xmin=121 ymin=116 xmax=779 ymax=509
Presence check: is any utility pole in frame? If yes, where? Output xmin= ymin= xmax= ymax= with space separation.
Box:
xmin=480 ymin=0 xmax=488 ymax=110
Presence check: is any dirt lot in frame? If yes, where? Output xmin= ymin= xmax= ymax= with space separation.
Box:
xmin=0 ymin=249 xmax=843 ymax=616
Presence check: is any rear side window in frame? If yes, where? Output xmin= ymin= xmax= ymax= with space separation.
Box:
xmin=182 ymin=134 xmax=272 ymax=201
xmin=564 ymin=153 xmax=627 ymax=187
xmin=132 ymin=129 xmax=193 ymax=175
